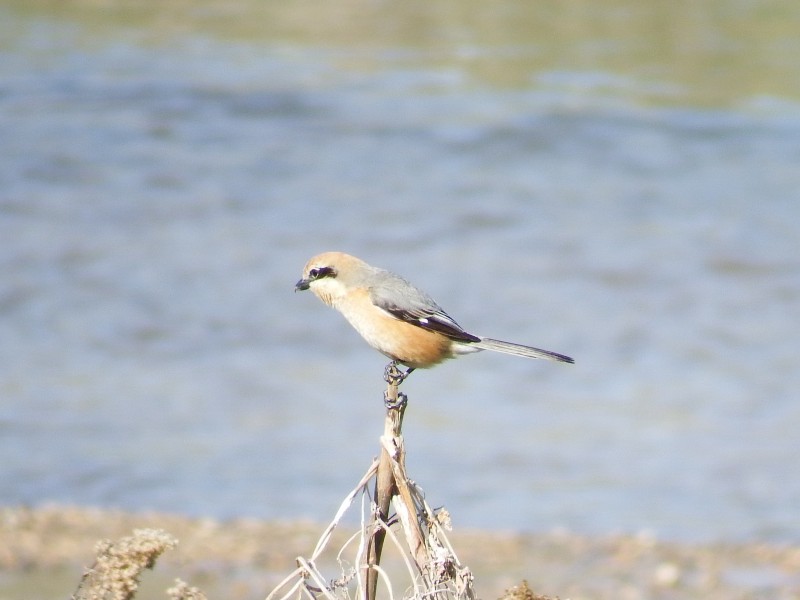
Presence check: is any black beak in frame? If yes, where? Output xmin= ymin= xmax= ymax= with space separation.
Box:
xmin=295 ymin=278 xmax=311 ymax=292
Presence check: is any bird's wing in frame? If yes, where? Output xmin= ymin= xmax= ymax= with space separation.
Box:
xmin=369 ymin=276 xmax=481 ymax=343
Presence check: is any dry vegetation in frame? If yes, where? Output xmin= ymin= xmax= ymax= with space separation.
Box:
xmin=5 ymin=375 xmax=798 ymax=600
xmin=2 ymin=504 xmax=800 ymax=600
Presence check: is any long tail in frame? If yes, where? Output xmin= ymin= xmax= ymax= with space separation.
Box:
xmin=473 ymin=337 xmax=574 ymax=364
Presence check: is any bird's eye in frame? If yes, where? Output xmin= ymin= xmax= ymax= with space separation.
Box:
xmin=308 ymin=266 xmax=335 ymax=280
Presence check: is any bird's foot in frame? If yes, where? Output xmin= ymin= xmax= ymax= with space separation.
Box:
xmin=384 ymin=390 xmax=408 ymax=410
xmin=383 ymin=361 xmax=414 ymax=386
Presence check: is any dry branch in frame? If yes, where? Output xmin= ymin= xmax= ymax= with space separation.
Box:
xmin=266 ymin=362 xmax=476 ymax=600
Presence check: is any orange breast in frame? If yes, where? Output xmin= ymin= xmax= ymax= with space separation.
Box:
xmin=381 ymin=323 xmax=454 ymax=368
xmin=339 ymin=288 xmax=455 ymax=368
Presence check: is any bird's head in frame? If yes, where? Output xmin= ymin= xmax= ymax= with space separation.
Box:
xmin=295 ymin=252 xmax=369 ymax=307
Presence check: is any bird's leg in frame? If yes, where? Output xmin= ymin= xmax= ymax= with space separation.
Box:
xmin=383 ymin=361 xmax=414 ymax=385
xmin=383 ymin=360 xmax=402 ymax=384
xmin=383 ymin=390 xmax=408 ymax=410
xmin=383 ymin=361 xmax=411 ymax=409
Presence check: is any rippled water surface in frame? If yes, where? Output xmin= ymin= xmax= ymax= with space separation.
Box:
xmin=1 ymin=1 xmax=799 ymax=543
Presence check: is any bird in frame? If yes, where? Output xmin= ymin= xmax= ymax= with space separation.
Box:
xmin=295 ymin=252 xmax=574 ymax=378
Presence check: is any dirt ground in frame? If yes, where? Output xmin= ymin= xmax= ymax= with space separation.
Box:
xmin=1 ymin=504 xmax=799 ymax=600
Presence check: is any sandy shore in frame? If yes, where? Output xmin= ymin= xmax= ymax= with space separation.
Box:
xmin=1 ymin=504 xmax=798 ymax=599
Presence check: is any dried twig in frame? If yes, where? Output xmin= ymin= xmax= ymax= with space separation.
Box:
xmin=265 ymin=363 xmax=476 ymax=600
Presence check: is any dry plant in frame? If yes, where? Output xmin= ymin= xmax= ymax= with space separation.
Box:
xmin=71 ymin=528 xmax=208 ymax=600
xmin=498 ymin=581 xmax=558 ymax=600
xmin=167 ymin=578 xmax=210 ymax=600
xmin=266 ymin=364 xmax=476 ymax=600
xmin=71 ymin=528 xmax=179 ymax=600
xmin=68 ymin=366 xmax=479 ymax=600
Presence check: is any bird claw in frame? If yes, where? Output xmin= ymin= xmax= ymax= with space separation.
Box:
xmin=383 ymin=361 xmax=414 ymax=385
xmin=384 ymin=391 xmax=408 ymax=410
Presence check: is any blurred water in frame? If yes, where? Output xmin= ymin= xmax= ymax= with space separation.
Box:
xmin=1 ymin=2 xmax=799 ymax=543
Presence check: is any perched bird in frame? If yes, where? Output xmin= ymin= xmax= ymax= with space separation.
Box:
xmin=295 ymin=252 xmax=573 ymax=377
